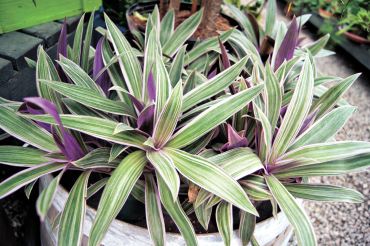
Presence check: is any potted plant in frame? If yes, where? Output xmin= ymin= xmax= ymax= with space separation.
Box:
xmin=337 ymin=8 xmax=370 ymax=44
xmin=0 ymin=6 xmax=369 ymax=246
xmin=127 ymin=0 xmax=236 ymax=40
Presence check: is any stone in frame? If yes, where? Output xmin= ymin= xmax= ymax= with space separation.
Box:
xmin=22 ymin=22 xmax=62 ymax=48
xmin=0 ymin=58 xmax=15 ymax=84
xmin=3 ymin=67 xmax=37 ymax=101
xmin=0 ymin=32 xmax=42 ymax=70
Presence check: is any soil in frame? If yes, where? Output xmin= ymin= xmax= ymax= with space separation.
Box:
xmin=129 ymin=10 xmax=233 ymax=40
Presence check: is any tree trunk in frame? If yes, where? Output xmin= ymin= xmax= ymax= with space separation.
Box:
xmin=199 ymin=0 xmax=222 ymax=32
xmin=191 ymin=0 xmax=198 ymax=14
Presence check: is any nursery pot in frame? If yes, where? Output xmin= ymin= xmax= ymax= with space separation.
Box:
xmin=40 ymin=174 xmax=294 ymax=246
xmin=343 ymin=31 xmax=370 ymax=45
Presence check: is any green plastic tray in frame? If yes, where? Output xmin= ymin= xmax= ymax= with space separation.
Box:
xmin=0 ymin=0 xmax=101 ymax=34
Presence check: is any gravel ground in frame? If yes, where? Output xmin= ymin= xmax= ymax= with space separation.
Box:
xmin=269 ymin=6 xmax=370 ymax=245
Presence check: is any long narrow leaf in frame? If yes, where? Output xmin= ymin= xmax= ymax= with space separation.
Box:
xmin=0 ymin=163 xmax=64 ymax=199
xmin=89 ymin=151 xmax=146 ymax=246
xmin=169 ymin=84 xmax=263 ymax=148
xmin=0 ymin=106 xmax=57 ymax=152
xmin=0 ymin=146 xmax=49 ymax=167
xmin=216 ymin=201 xmax=233 ymax=246
xmin=58 ymin=171 xmax=91 ymax=246
xmin=265 ymin=175 xmax=316 ymax=246
xmin=145 ymin=174 xmax=166 ymax=246
xmin=157 ymin=174 xmax=198 ymax=245
xmin=164 ymin=148 xmax=258 ymax=215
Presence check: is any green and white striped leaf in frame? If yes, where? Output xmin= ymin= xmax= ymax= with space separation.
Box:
xmin=239 ymin=211 xmax=256 ymax=246
xmin=37 ymin=170 xmax=64 ymax=220
xmin=272 ymin=153 xmax=370 ymax=178
xmin=102 ymin=38 xmax=134 ymax=109
xmin=87 ymin=178 xmax=108 ymax=199
xmin=183 ymin=57 xmax=248 ymax=111
xmin=157 ymin=174 xmax=198 ymax=245
xmin=0 ymin=163 xmax=64 ymax=199
xmin=36 ymin=47 xmax=63 ymax=111
xmin=142 ymin=28 xmax=159 ymax=102
xmin=71 ymin=15 xmax=85 ymax=64
xmin=145 ymin=174 xmax=166 ymax=246
xmin=208 ymin=148 xmax=263 ymax=180
xmin=153 ymin=47 xmax=172 ymax=120
xmin=163 ymin=9 xmax=203 ymax=57
xmin=109 ymin=144 xmax=128 ymax=162
xmin=73 ymin=147 xmax=120 ymax=169
xmin=81 ymin=13 xmax=94 ymax=72
xmin=279 ymin=141 xmax=370 ymax=165
xmin=254 ymin=104 xmax=272 ymax=161
xmin=164 ymin=148 xmax=258 ymax=215
xmin=265 ymin=0 xmax=277 ymax=36
xmin=312 ymin=74 xmax=360 ymax=118
xmin=289 ymin=106 xmax=356 ymax=150
xmin=58 ymin=171 xmax=91 ymax=246
xmin=224 ymin=4 xmax=257 ymax=46
xmin=58 ymin=56 xmax=103 ymax=94
xmin=264 ymin=62 xmax=282 ymax=131
xmin=39 ymin=80 xmax=135 ymax=117
xmin=89 ymin=151 xmax=146 ymax=246
xmin=0 ymin=106 xmax=58 ymax=152
xmin=23 ymin=114 xmax=146 ymax=149
xmin=105 ymin=13 xmax=143 ymax=99
xmin=113 ymin=123 xmax=134 ymax=135
xmin=160 ymin=9 xmax=175 ymax=46
xmin=132 ymin=180 xmax=145 ymax=203
xmin=169 ymin=84 xmax=263 ymax=148
xmin=153 ymin=82 xmax=182 ymax=147
xmin=265 ymin=175 xmax=316 ymax=246
xmin=285 ymin=183 xmax=364 ymax=203
xmin=216 ymin=201 xmax=233 ymax=246
xmin=0 ymin=146 xmax=49 ymax=167
xmin=169 ymin=45 xmax=186 ymax=86
xmin=185 ymin=29 xmax=234 ymax=65
xmin=194 ymin=202 xmax=212 ymax=230
xmin=302 ymin=34 xmax=330 ymax=56
xmin=147 ymin=150 xmax=180 ymax=201
xmin=269 ymin=57 xmax=314 ymax=162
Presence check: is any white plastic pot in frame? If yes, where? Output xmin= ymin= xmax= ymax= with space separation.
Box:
xmin=40 ymin=174 xmax=293 ymax=246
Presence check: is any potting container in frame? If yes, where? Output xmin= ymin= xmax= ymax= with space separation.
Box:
xmin=0 ymin=0 xmax=102 ymax=34
xmin=40 ymin=174 xmax=294 ymax=246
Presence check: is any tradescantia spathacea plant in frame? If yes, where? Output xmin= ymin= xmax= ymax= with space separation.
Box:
xmin=0 ymin=4 xmax=369 ymax=246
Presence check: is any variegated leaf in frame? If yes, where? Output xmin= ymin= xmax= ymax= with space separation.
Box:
xmin=216 ymin=201 xmax=233 ymax=246
xmin=265 ymin=175 xmax=316 ymax=246
xmin=58 ymin=171 xmax=91 ymax=246
xmin=145 ymin=174 xmax=166 ymax=246
xmin=89 ymin=151 xmax=146 ymax=246
xmin=269 ymin=57 xmax=314 ymax=162
xmin=183 ymin=57 xmax=248 ymax=111
xmin=0 ymin=106 xmax=58 ymax=152
xmin=169 ymin=84 xmax=263 ymax=148
xmin=146 ymin=150 xmax=180 ymax=201
xmin=157 ymin=174 xmax=198 ymax=245
xmin=285 ymin=183 xmax=364 ymax=203
xmin=0 ymin=146 xmax=49 ymax=167
xmin=22 ymin=114 xmax=146 ymax=149
xmin=164 ymin=148 xmax=258 ymax=215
